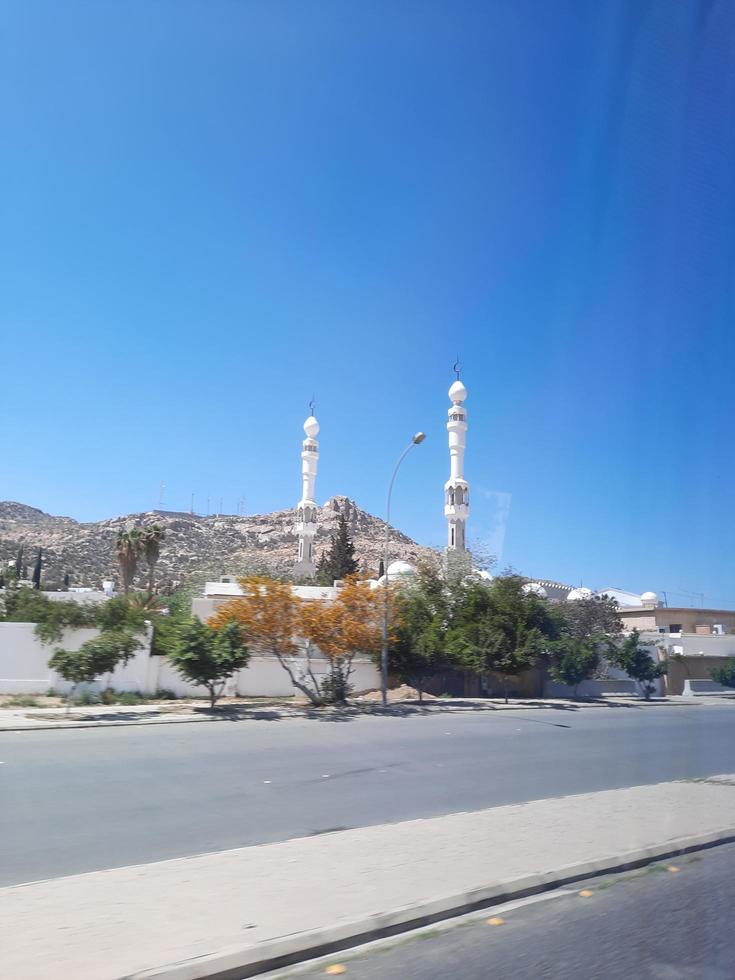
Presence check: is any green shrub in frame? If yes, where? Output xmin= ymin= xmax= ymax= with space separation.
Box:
xmin=72 ymin=689 xmax=100 ymax=706
xmin=6 ymin=695 xmax=40 ymax=707
xmin=115 ymin=691 xmax=145 ymax=705
xmin=710 ymin=659 xmax=735 ymax=690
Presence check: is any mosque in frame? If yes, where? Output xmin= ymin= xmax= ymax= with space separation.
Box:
xmin=292 ymin=372 xmax=471 ymax=580
xmin=289 ymin=373 xmax=661 ymax=610
xmin=201 ymin=369 xmax=661 ymax=613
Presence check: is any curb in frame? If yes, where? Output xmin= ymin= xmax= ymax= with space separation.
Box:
xmin=127 ymin=826 xmax=735 ymax=980
xmin=0 ymin=698 xmax=714 ymax=732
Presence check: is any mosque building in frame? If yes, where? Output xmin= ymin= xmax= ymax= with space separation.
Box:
xmin=293 ymin=371 xmax=471 ymax=577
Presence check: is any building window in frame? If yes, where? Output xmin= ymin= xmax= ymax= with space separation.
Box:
xmin=451 ymin=527 xmax=455 ymax=546
xmin=668 ymin=624 xmax=682 ymax=634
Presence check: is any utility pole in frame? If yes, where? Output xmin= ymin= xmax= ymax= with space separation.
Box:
xmin=158 ymin=481 xmax=166 ymax=509
xmin=190 ymin=493 xmax=194 ymax=515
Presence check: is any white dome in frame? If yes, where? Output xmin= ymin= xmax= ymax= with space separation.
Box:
xmin=477 ymin=569 xmax=494 ymax=582
xmin=368 ymin=579 xmax=381 ymax=591
xmin=386 ymin=560 xmax=416 ymax=579
xmin=641 ymin=591 xmax=659 ymax=605
xmin=567 ymin=587 xmax=593 ymax=602
xmin=303 ymin=415 xmax=320 ymax=438
xmin=523 ymin=582 xmax=548 ymax=598
xmin=448 ymin=380 xmax=467 ymax=403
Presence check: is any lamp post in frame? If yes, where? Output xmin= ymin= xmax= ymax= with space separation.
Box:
xmin=381 ymin=432 xmax=426 ymax=706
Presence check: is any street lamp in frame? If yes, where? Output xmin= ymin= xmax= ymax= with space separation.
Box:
xmin=381 ymin=431 xmax=426 ymax=707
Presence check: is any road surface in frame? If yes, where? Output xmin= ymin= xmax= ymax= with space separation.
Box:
xmin=1 ymin=703 xmax=733 ymax=885
xmin=286 ymin=841 xmax=735 ymax=979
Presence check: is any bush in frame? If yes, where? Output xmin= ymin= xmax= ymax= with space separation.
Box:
xmin=72 ymin=689 xmax=100 ymax=706
xmin=116 ymin=691 xmax=145 ymax=705
xmin=153 ymin=688 xmax=177 ymax=700
xmin=168 ymin=619 xmax=250 ymax=708
xmin=710 ymin=659 xmax=735 ymax=690
xmin=319 ymin=662 xmax=353 ymax=705
xmin=6 ymin=695 xmax=40 ymax=708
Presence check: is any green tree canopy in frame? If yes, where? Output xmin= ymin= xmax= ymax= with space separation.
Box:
xmin=49 ymin=631 xmax=139 ymax=687
xmin=610 ymin=630 xmax=667 ymax=700
xmin=548 ymin=637 xmax=599 ymax=697
xmin=710 ymin=658 xmax=735 ymax=689
xmin=168 ymin=619 xmax=250 ymax=708
xmin=448 ymin=574 xmax=563 ymax=701
xmin=317 ymin=515 xmax=358 ymax=585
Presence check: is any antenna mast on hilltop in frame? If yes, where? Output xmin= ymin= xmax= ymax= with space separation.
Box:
xmin=158 ymin=481 xmax=166 ymax=509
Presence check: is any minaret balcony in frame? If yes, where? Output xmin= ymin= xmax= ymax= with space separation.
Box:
xmin=444 ymin=504 xmax=469 ymax=520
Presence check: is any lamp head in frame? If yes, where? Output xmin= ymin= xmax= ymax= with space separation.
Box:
xmin=412 ymin=432 xmax=426 ymax=445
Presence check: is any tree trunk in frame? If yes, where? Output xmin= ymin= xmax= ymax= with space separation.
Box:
xmin=503 ymin=677 xmax=509 ymax=704
xmin=208 ymin=685 xmax=217 ymax=710
xmin=275 ymin=652 xmax=322 ymax=706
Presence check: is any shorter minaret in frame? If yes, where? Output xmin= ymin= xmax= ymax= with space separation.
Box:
xmin=444 ymin=369 xmax=469 ymax=552
xmin=294 ymin=403 xmax=320 ymax=576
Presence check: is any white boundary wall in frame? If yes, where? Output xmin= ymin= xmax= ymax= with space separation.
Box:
xmin=0 ymin=623 xmax=381 ymax=698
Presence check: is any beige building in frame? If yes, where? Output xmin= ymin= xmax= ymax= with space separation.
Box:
xmin=616 ymin=606 xmax=735 ymax=696
xmin=619 ymin=606 xmax=735 ymax=635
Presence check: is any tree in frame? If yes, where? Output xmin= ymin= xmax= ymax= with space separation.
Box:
xmin=211 ymin=575 xmax=383 ymax=706
xmin=304 ymin=577 xmax=384 ymax=703
xmin=1 ymin=585 xmax=98 ymax=639
xmin=317 ymin=515 xmax=358 ymax=585
xmin=548 ymin=638 xmax=599 ymax=698
xmin=448 ymin=575 xmax=562 ymax=702
xmin=710 ymin=658 xmax=735 ymax=690
xmin=48 ymin=630 xmax=140 ymax=707
xmin=15 ymin=544 xmax=23 ymax=579
xmin=168 ymin=619 xmax=249 ymax=709
xmin=142 ymin=524 xmax=165 ymax=594
xmin=389 ymin=573 xmax=450 ymax=701
xmin=610 ymin=630 xmax=667 ymax=700
xmin=209 ymin=576 xmax=314 ymax=700
xmin=63 ymin=572 xmax=70 ymax=589
xmin=115 ymin=528 xmax=143 ymax=594
xmin=560 ymin=594 xmax=622 ymax=643
xmin=31 ymin=548 xmax=42 ymax=590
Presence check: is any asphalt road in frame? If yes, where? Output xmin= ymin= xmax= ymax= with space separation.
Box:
xmin=286 ymin=842 xmax=735 ymax=979
xmin=1 ymin=703 xmax=733 ymax=886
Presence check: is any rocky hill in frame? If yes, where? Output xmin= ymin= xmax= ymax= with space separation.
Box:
xmin=0 ymin=497 xmax=434 ymax=592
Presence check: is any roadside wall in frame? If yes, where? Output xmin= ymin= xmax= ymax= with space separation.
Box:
xmin=0 ymin=622 xmax=380 ymax=698
xmin=543 ymin=678 xmax=638 ymax=698
xmin=664 ymin=655 xmax=730 ymax=696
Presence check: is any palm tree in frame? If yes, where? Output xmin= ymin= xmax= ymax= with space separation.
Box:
xmin=142 ymin=523 xmax=166 ymax=594
xmin=115 ymin=528 xmax=143 ymax=594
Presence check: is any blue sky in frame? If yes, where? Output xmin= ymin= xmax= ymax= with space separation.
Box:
xmin=2 ymin=1 xmax=734 ymax=606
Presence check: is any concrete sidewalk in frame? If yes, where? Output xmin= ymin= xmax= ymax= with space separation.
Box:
xmin=3 ymin=776 xmax=735 ymax=980
xmin=0 ymin=694 xmax=717 ymax=731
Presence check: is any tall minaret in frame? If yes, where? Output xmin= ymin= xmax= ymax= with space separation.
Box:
xmin=444 ymin=369 xmax=469 ymax=552
xmin=294 ymin=403 xmax=320 ymax=576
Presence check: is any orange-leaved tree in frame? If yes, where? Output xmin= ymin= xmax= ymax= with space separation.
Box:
xmin=300 ymin=576 xmax=385 ymax=703
xmin=209 ymin=576 xmax=322 ymax=703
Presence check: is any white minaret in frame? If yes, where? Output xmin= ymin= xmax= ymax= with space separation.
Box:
xmin=294 ymin=405 xmax=320 ymax=576
xmin=444 ymin=373 xmax=469 ymax=552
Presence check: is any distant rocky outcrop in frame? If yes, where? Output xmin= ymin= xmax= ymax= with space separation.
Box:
xmin=0 ymin=496 xmax=433 ymax=592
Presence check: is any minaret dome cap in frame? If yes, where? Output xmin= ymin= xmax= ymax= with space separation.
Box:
xmin=448 ymin=380 xmax=468 ymax=404
xmin=303 ymin=415 xmax=320 ymax=438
